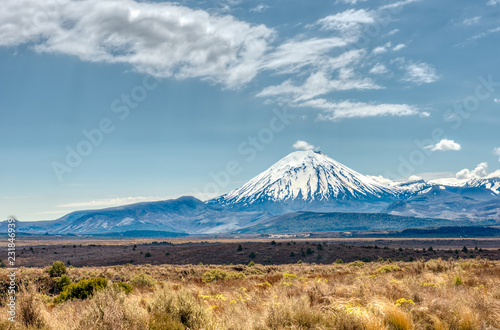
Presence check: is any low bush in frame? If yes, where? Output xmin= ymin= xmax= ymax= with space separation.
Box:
xmin=130 ymin=273 xmax=157 ymax=288
xmin=54 ymin=277 xmax=107 ymax=303
xmin=48 ymin=261 xmax=66 ymax=277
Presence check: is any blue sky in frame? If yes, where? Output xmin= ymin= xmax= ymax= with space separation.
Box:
xmin=1 ymin=0 xmax=500 ymax=220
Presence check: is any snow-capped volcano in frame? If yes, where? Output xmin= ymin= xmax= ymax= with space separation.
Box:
xmin=213 ymin=150 xmax=398 ymax=209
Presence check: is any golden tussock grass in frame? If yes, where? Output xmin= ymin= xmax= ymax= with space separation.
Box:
xmin=0 ymin=258 xmax=499 ymax=329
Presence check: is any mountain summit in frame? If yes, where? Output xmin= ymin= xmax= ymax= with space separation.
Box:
xmin=211 ymin=150 xmax=398 ymax=212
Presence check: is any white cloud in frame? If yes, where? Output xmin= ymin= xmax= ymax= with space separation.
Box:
xmin=456 ymin=162 xmax=489 ymax=180
xmin=370 ymin=63 xmax=388 ymax=74
xmin=393 ymin=43 xmax=406 ymax=51
xmin=387 ymin=29 xmax=399 ymax=36
xmin=0 ymin=0 xmax=273 ymax=89
xmin=463 ymin=16 xmax=481 ymax=25
xmin=250 ymin=4 xmax=270 ymax=12
xmin=338 ymin=0 xmax=367 ymax=4
xmin=494 ymin=147 xmax=500 ymax=161
xmin=487 ymin=0 xmax=500 ymax=5
xmin=257 ymin=70 xmax=381 ymax=102
xmin=367 ymin=175 xmax=395 ymax=186
xmin=494 ymin=98 xmax=500 ymax=104
xmin=402 ymin=62 xmax=439 ymax=84
xmin=261 ymin=38 xmax=354 ymax=74
xmin=407 ymin=175 xmax=423 ymax=182
xmin=304 ymin=99 xmax=421 ymax=121
xmin=380 ymin=0 xmax=420 ymax=10
xmin=292 ymin=140 xmax=316 ymax=151
xmin=426 ymin=139 xmax=461 ymax=152
xmin=57 ymin=196 xmax=173 ymax=208
xmin=313 ymin=9 xmax=375 ymax=37
xmin=373 ymin=42 xmax=391 ymax=54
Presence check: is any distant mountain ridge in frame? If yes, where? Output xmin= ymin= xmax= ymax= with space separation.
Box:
xmin=3 ymin=150 xmax=500 ymax=235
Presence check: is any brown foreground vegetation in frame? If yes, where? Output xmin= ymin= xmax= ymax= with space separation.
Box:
xmin=1 ymin=258 xmax=500 ymax=329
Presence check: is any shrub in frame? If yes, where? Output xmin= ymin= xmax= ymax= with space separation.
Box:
xmin=297 ymin=260 xmax=303 ymax=264
xmin=149 ymin=288 xmax=209 ymax=329
xmin=290 ymin=252 xmax=295 ymax=257
xmin=377 ymin=264 xmax=402 ymax=274
xmin=249 ymin=251 xmax=256 ymax=258
xmin=145 ymin=252 xmax=152 ymax=258
xmin=48 ymin=261 xmax=66 ymax=277
xmin=0 ymin=259 xmax=6 ymax=268
xmin=335 ymin=259 xmax=343 ymax=264
xmin=18 ymin=286 xmax=46 ymax=328
xmin=317 ymin=244 xmax=323 ymax=251
xmin=78 ymin=286 xmax=148 ymax=330
xmin=112 ymin=281 xmax=133 ymax=294
xmin=248 ymin=260 xmax=255 ymax=267
xmin=453 ymin=276 xmax=464 ymax=286
xmin=306 ymin=248 xmax=313 ymax=255
xmin=56 ymin=275 xmax=72 ymax=291
xmin=237 ymin=244 xmax=243 ymax=251
xmin=130 ymin=273 xmax=157 ymax=288
xmin=55 ymin=278 xmax=108 ymax=303
xmin=347 ymin=260 xmax=365 ymax=267
xmin=202 ymin=269 xmax=228 ymax=283
xmin=271 ymin=240 xmax=276 ymax=245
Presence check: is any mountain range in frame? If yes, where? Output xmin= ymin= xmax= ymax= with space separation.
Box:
xmin=4 ymin=150 xmax=500 ymax=235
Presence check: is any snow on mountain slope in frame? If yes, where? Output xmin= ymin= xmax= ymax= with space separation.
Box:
xmin=215 ymin=150 xmax=398 ymax=206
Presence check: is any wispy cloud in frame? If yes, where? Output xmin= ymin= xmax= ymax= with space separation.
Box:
xmin=373 ymin=42 xmax=391 ymax=54
xmin=463 ymin=16 xmax=481 ymax=26
xmin=57 ymin=196 xmax=174 ymax=208
xmin=393 ymin=43 xmax=406 ymax=51
xmin=337 ymin=0 xmax=367 ymax=4
xmin=312 ymin=9 xmax=375 ymax=37
xmin=400 ymin=61 xmax=439 ymax=84
xmin=494 ymin=147 xmax=500 ymax=161
xmin=379 ymin=0 xmax=420 ymax=10
xmin=425 ymin=139 xmax=461 ymax=152
xmin=370 ymin=63 xmax=388 ymax=75
xmin=250 ymin=4 xmax=270 ymax=12
xmin=292 ymin=140 xmax=316 ymax=151
xmin=304 ymin=99 xmax=421 ymax=121
xmin=487 ymin=0 xmax=500 ymax=6
xmin=257 ymin=70 xmax=381 ymax=102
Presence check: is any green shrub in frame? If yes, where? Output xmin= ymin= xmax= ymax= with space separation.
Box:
xmin=201 ymin=269 xmax=228 ymax=283
xmin=130 ymin=273 xmax=157 ymax=288
xmin=237 ymin=244 xmax=243 ymax=251
xmin=249 ymin=251 xmax=256 ymax=258
xmin=54 ymin=278 xmax=107 ymax=303
xmin=112 ymin=281 xmax=133 ymax=294
xmin=453 ymin=276 xmax=464 ymax=286
xmin=317 ymin=244 xmax=323 ymax=251
xmin=48 ymin=261 xmax=66 ymax=277
xmin=335 ymin=259 xmax=343 ymax=264
xmin=145 ymin=252 xmax=152 ymax=258
xmin=376 ymin=264 xmax=402 ymax=273
xmin=248 ymin=260 xmax=255 ymax=267
xmin=347 ymin=260 xmax=365 ymax=267
xmin=56 ymin=275 xmax=72 ymax=292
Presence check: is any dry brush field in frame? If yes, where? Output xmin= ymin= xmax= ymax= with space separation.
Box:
xmin=1 ymin=256 xmax=500 ymax=329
